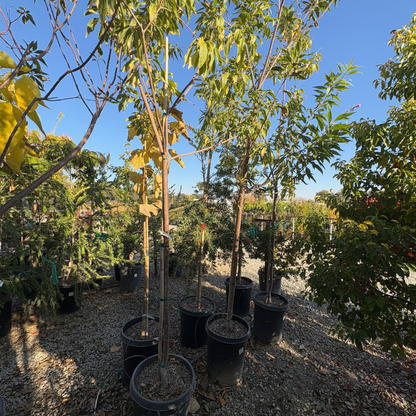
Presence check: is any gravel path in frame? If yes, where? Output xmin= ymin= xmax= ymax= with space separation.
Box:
xmin=0 ymin=258 xmax=415 ymax=416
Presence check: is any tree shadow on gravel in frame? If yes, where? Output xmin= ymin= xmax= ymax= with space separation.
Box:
xmin=1 ymin=270 xmax=415 ymax=416
xmin=0 ymin=302 xmax=33 ymax=415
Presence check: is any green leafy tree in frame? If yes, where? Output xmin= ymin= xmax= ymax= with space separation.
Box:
xmin=190 ymin=0 xmax=356 ymax=318
xmin=302 ymin=14 xmax=416 ymax=357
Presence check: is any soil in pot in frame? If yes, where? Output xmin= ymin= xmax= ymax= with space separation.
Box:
xmin=206 ymin=313 xmax=251 ymax=386
xmin=0 ymin=300 xmax=12 ymax=338
xmin=121 ymin=316 xmax=159 ymax=388
xmin=253 ymin=291 xmax=289 ymax=343
xmin=178 ymin=296 xmax=215 ymax=349
xmin=130 ymin=354 xmax=196 ymax=416
xmin=225 ymin=277 xmax=253 ymax=317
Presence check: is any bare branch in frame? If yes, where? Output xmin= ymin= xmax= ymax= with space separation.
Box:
xmin=169 ymin=135 xmax=236 ymax=161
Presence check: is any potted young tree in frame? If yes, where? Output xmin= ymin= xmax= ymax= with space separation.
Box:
xmin=171 ymin=199 xmax=224 ymax=349
xmin=247 ymin=217 xmax=300 ymax=295
xmin=120 ymin=161 xmax=160 ymax=388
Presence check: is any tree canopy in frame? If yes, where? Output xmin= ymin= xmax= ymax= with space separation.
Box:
xmin=303 ymin=13 xmax=416 ymax=357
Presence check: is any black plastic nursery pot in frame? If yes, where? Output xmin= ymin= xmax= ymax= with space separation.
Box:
xmin=129 ymin=354 xmax=196 ymax=416
xmin=258 ymin=268 xmax=282 ymax=295
xmin=225 ymin=277 xmax=253 ymax=317
xmin=57 ymin=284 xmax=80 ymax=314
xmin=178 ymin=296 xmax=215 ymax=349
xmin=206 ymin=313 xmax=251 ymax=386
xmin=0 ymin=300 xmax=12 ymax=338
xmin=114 ymin=263 xmax=126 ymax=282
xmin=253 ymin=291 xmax=289 ymax=343
xmin=120 ymin=263 xmax=142 ymax=292
xmin=121 ymin=315 xmax=159 ymax=388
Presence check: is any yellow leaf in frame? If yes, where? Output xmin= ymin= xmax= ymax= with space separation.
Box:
xmin=154 ymin=174 xmax=162 ymax=198
xmin=169 ymin=120 xmax=189 ymax=140
xmin=5 ymin=137 xmax=29 ymax=173
xmin=359 ymin=223 xmax=367 ymax=231
xmin=133 ymin=182 xmax=141 ymax=194
xmin=260 ymin=147 xmax=266 ymax=157
xmin=168 ymin=131 xmax=179 ymax=145
xmin=27 ymin=110 xmax=45 ymax=135
xmin=153 ymin=199 xmax=162 ymax=209
xmin=140 ymin=204 xmax=158 ymax=217
xmin=140 ymin=204 xmax=151 ymax=217
xmin=155 ymin=174 xmax=162 ymax=186
xmin=363 ymin=221 xmax=374 ymax=228
xmin=130 ymin=149 xmax=149 ymax=170
xmin=149 ymin=148 xmax=162 ymax=170
xmin=148 ymin=205 xmax=158 ymax=215
xmin=15 ymin=75 xmax=41 ymax=111
xmin=169 ymin=149 xmax=185 ymax=168
xmin=127 ymin=126 xmax=137 ymax=141
xmin=130 ymin=171 xmax=142 ymax=184
xmin=169 ymin=108 xmax=183 ymax=122
xmin=0 ymin=51 xmax=16 ymax=69
xmin=0 ymin=102 xmax=27 ymax=159
xmin=1 ymin=81 xmax=15 ymax=104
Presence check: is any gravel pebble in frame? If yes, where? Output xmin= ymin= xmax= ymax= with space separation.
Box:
xmin=0 ymin=258 xmax=415 ymax=416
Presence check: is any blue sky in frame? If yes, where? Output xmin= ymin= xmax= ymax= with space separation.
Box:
xmin=2 ymin=0 xmax=415 ymax=199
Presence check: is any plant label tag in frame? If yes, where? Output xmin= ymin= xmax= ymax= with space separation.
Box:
xmin=160 ymin=231 xmax=172 ymax=239
xmin=69 ymin=292 xmax=74 ymax=297
xmin=239 ymin=347 xmax=244 ymax=355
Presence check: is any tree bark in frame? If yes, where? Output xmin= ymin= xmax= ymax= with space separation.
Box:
xmin=142 ymin=168 xmax=149 ymax=336
xmin=226 ymin=138 xmax=252 ymax=327
xmin=202 ymin=149 xmax=213 ymax=204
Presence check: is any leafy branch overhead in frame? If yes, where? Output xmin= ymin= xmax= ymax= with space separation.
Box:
xmin=0 ymin=50 xmax=46 ymax=173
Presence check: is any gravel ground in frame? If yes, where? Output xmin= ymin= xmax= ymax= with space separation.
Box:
xmin=0 ymin=258 xmax=415 ymax=416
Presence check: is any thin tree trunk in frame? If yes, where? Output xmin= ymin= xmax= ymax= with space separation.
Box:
xmin=237 ymin=235 xmax=242 ymax=281
xmin=158 ymin=37 xmax=169 ymax=389
xmin=142 ymin=167 xmax=149 ymax=337
xmin=202 ymin=149 xmax=213 ymax=204
xmin=267 ymin=179 xmax=279 ymax=303
xmin=226 ymin=138 xmax=252 ymax=328
xmin=196 ymin=228 xmax=204 ymax=310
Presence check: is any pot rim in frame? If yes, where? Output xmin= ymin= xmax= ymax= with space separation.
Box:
xmin=253 ymin=291 xmax=289 ymax=312
xmin=224 ymin=277 xmax=254 ymax=289
xmin=121 ymin=315 xmax=159 ymax=346
xmin=205 ymin=313 xmax=251 ymax=344
xmin=129 ymin=353 xmax=196 ymax=411
xmin=179 ymin=295 xmax=215 ymax=316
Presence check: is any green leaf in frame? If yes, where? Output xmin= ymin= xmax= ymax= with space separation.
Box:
xmin=198 ymin=38 xmax=208 ymax=69
xmin=149 ymin=3 xmax=157 ymax=21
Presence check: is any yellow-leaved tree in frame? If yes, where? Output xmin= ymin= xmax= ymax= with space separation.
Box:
xmin=127 ymin=109 xmax=187 ymax=336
